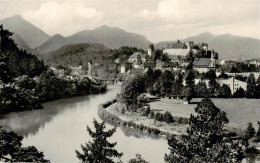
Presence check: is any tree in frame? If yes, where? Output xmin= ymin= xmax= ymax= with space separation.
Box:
xmin=148 ymin=44 xmax=154 ymax=52
xmin=185 ymin=62 xmax=193 ymax=71
xmin=160 ymin=53 xmax=169 ymax=62
xmin=153 ymin=49 xmax=162 ymax=61
xmin=256 ymin=121 xmax=260 ymax=137
xmin=208 ymin=79 xmax=220 ymax=97
xmin=233 ymin=87 xmax=245 ymax=98
xmin=76 ymin=119 xmax=122 ymax=163
xmin=121 ymin=75 xmax=145 ymax=107
xmin=172 ymin=73 xmax=183 ymax=96
xmin=245 ymin=74 xmax=256 ymax=98
xmin=218 ymin=84 xmax=231 ymax=98
xmin=128 ymin=153 xmax=148 ymax=163
xmin=195 ymin=82 xmax=209 ymax=98
xmin=0 ymin=126 xmax=49 ymax=162
xmin=165 ymin=99 xmax=243 ymax=163
xmin=160 ymin=70 xmax=174 ymax=96
xmin=163 ymin=111 xmax=174 ymax=123
xmin=245 ymin=122 xmax=256 ymax=139
xmin=205 ymin=69 xmax=216 ymax=80
xmin=183 ymin=71 xmax=195 ymax=102
xmin=143 ymin=67 xmax=154 ymax=89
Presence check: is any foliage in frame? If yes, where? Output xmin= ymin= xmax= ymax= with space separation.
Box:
xmin=208 ymin=79 xmax=220 ymax=97
xmin=244 ymin=146 xmax=260 ymax=163
xmin=233 ymin=87 xmax=245 ymax=98
xmin=245 ymin=74 xmax=257 ymax=98
xmin=76 ymin=119 xmax=122 ymax=163
xmin=183 ymin=71 xmax=195 ymax=102
xmin=205 ymin=69 xmax=216 ymax=80
xmin=0 ymin=85 xmax=42 ymax=114
xmin=35 ymin=70 xmax=106 ymax=102
xmin=194 ymin=82 xmax=209 ymax=98
xmin=121 ymin=75 xmax=145 ymax=107
xmin=0 ymin=126 xmax=49 ymax=162
xmin=257 ymin=121 xmax=260 ymax=137
xmin=160 ymin=70 xmax=174 ymax=96
xmin=153 ymin=49 xmax=163 ymax=62
xmin=171 ymin=73 xmax=183 ymax=96
xmin=165 ymin=99 xmax=244 ymax=163
xmin=128 ymin=153 xmax=149 ymax=163
xmin=245 ymin=122 xmax=256 ymax=139
xmin=218 ymin=84 xmax=231 ymax=98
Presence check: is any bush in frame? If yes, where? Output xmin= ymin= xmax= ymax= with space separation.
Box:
xmin=163 ymin=111 xmax=174 ymax=123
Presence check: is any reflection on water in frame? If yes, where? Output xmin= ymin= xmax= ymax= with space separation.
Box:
xmin=0 ymin=85 xmax=169 ymax=163
xmin=0 ymin=96 xmax=90 ymax=137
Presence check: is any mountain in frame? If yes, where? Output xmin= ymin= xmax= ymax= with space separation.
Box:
xmin=11 ymin=32 xmax=30 ymax=50
xmin=1 ymin=15 xmax=50 ymax=49
xmin=33 ymin=34 xmax=68 ymax=54
xmin=34 ymin=25 xmax=152 ymax=54
xmin=155 ymin=32 xmax=260 ymax=60
xmin=67 ymin=25 xmax=151 ymax=49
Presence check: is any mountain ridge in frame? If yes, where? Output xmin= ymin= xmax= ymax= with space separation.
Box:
xmin=1 ymin=15 xmax=260 ymax=60
xmin=1 ymin=15 xmax=50 ymax=49
xmin=155 ymin=31 xmax=260 ymax=60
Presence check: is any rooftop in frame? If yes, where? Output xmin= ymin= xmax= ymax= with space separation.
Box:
xmin=193 ymin=58 xmax=212 ymax=67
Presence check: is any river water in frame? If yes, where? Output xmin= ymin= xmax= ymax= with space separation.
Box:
xmin=0 ymin=84 xmax=168 ymax=163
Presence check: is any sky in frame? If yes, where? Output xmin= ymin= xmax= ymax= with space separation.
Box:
xmin=0 ymin=0 xmax=260 ymax=42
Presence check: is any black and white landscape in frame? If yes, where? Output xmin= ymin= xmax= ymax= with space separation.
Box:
xmin=0 ymin=0 xmax=260 ymax=163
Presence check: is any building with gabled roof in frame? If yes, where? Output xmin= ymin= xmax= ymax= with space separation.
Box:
xmin=193 ymin=57 xmax=217 ymax=73
xmin=128 ymin=52 xmax=150 ymax=64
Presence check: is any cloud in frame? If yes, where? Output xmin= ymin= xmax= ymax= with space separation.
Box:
xmin=1 ymin=0 xmax=259 ymax=42
xmin=139 ymin=0 xmax=259 ymax=26
xmin=22 ymin=2 xmax=104 ymax=36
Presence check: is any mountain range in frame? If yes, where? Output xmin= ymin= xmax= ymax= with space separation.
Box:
xmin=155 ymin=32 xmax=260 ymax=60
xmin=1 ymin=15 xmax=260 ymax=60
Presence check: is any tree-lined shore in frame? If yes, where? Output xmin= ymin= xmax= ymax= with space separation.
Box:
xmin=0 ymin=25 xmax=107 ymax=114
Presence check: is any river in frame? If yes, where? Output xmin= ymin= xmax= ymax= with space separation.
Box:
xmin=0 ymin=84 xmax=168 ymax=163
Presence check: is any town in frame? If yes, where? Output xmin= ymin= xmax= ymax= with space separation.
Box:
xmin=1 ymin=1 xmax=260 ymax=162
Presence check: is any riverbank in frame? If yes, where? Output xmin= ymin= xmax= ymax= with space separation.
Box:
xmin=0 ymin=76 xmax=107 ymax=115
xmin=98 ymin=96 xmax=258 ymax=138
xmin=98 ymin=99 xmax=188 ymax=137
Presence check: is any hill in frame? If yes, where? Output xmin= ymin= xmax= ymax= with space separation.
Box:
xmin=34 ymin=25 xmax=152 ymax=54
xmin=38 ymin=43 xmax=111 ymax=68
xmin=155 ymin=32 xmax=260 ymax=60
xmin=1 ymin=15 xmax=50 ymax=49
xmin=33 ymin=34 xmax=68 ymax=54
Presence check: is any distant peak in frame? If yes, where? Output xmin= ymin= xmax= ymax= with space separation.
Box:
xmin=221 ymin=33 xmax=233 ymax=36
xmin=199 ymin=31 xmax=214 ymax=36
xmin=95 ymin=25 xmax=122 ymax=31
xmin=96 ymin=24 xmax=111 ymax=29
xmin=13 ymin=14 xmax=22 ymax=18
xmin=52 ymin=34 xmax=64 ymax=38
xmin=10 ymin=14 xmax=23 ymax=20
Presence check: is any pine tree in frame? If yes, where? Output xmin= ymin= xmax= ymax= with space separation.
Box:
xmin=245 ymin=74 xmax=256 ymax=98
xmin=76 ymin=119 xmax=123 ymax=163
xmin=0 ymin=126 xmax=49 ymax=162
xmin=245 ymin=122 xmax=256 ymax=139
xmin=165 ymin=99 xmax=243 ymax=162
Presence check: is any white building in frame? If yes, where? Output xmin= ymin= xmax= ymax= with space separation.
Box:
xmin=249 ymin=60 xmax=260 ymax=67
xmin=163 ymin=41 xmax=190 ymax=62
xmin=195 ymin=77 xmax=247 ymax=94
xmin=120 ymin=65 xmax=126 ymax=73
